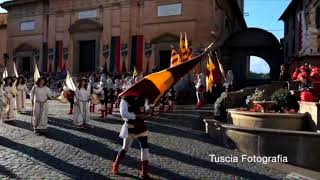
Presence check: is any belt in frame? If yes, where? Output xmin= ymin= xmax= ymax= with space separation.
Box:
xmin=36 ymin=99 xmax=48 ymax=103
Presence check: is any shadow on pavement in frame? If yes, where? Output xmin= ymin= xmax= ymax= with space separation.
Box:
xmin=45 ymin=117 xmax=275 ymax=180
xmin=0 ymin=136 xmax=106 ymax=180
xmin=0 ymin=165 xmax=18 ymax=178
xmin=13 ymin=119 xmax=191 ymax=179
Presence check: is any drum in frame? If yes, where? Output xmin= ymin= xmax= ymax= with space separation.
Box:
xmin=91 ymin=93 xmax=101 ymax=105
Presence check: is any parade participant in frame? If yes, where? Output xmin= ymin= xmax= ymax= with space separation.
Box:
xmin=89 ymin=74 xmax=97 ymax=112
xmin=114 ymin=79 xmax=122 ymax=108
xmin=30 ymin=77 xmax=57 ymax=135
xmin=167 ymin=88 xmax=176 ymax=112
xmin=73 ymin=78 xmax=91 ymax=129
xmin=15 ymin=76 xmax=29 ymax=113
xmin=106 ymin=78 xmax=115 ymax=115
xmin=291 ymin=67 xmax=300 ymax=81
xmin=112 ymin=96 xmax=151 ymax=179
xmin=223 ymin=70 xmax=234 ymax=92
xmin=159 ymin=93 xmax=168 ymax=113
xmin=0 ymin=80 xmax=5 ymax=116
xmin=2 ymin=77 xmax=17 ymax=122
xmin=195 ymin=73 xmax=206 ymax=108
xmin=96 ymin=74 xmax=108 ymax=118
xmin=63 ymin=83 xmax=75 ymax=115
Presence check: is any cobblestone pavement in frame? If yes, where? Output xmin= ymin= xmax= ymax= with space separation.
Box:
xmin=0 ymin=100 xmax=297 ymax=179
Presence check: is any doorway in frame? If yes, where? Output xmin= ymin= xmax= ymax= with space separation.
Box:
xmin=159 ymin=50 xmax=171 ymax=70
xmin=79 ymin=40 xmax=96 ymax=72
xmin=21 ymin=57 xmax=31 ymax=73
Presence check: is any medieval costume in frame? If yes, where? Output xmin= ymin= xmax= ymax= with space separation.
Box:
xmin=73 ymin=79 xmax=91 ymax=129
xmin=95 ymin=75 xmax=108 ymax=118
xmin=167 ymin=88 xmax=176 ymax=112
xmin=112 ymin=96 xmax=151 ymax=178
xmin=195 ymin=73 xmax=205 ymax=108
xmin=30 ymin=78 xmax=57 ymax=135
xmin=159 ymin=93 xmax=168 ymax=113
xmin=223 ymin=70 xmax=234 ymax=92
xmin=2 ymin=77 xmax=17 ymax=122
xmin=106 ymin=78 xmax=115 ymax=114
xmin=16 ymin=76 xmax=29 ymax=113
xmin=114 ymin=79 xmax=122 ymax=108
xmin=63 ymin=85 xmax=75 ymax=115
xmin=89 ymin=75 xmax=97 ymax=112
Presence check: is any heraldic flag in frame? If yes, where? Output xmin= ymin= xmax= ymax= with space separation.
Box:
xmin=119 ymin=54 xmax=205 ymax=104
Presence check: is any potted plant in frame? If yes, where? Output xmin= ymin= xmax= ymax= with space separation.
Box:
xmin=271 ymin=88 xmax=299 ymax=113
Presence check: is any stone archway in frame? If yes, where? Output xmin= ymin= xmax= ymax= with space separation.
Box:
xmin=69 ymin=19 xmax=103 ymax=73
xmin=221 ymin=28 xmax=282 ymax=86
xmin=151 ymin=33 xmax=179 ymax=70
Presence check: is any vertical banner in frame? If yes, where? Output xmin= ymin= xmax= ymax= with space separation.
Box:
xmin=110 ymin=36 xmax=120 ymax=73
xmin=43 ymin=43 xmax=48 ymax=72
xmin=121 ymin=44 xmax=128 ymax=74
xmin=131 ymin=35 xmax=144 ymax=72
xmin=55 ymin=41 xmax=63 ymax=73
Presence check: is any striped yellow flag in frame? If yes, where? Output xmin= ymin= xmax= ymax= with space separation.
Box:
xmin=66 ymin=71 xmax=76 ymax=91
xmin=34 ymin=64 xmax=40 ymax=83
xmin=2 ymin=68 xmax=8 ymax=79
xmin=170 ymin=48 xmax=181 ymax=68
xmin=206 ymin=56 xmax=215 ymax=92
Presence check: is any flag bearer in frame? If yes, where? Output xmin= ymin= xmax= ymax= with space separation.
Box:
xmin=15 ymin=76 xmax=29 ymax=113
xmin=73 ymin=78 xmax=91 ymax=129
xmin=30 ymin=77 xmax=57 ymax=135
xmin=2 ymin=77 xmax=17 ymax=122
xmin=112 ymin=96 xmax=151 ymax=179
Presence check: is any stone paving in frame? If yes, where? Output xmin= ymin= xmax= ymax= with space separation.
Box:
xmin=0 ymin=100 xmax=300 ymax=179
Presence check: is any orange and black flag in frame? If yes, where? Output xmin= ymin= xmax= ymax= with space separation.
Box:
xmin=180 ymin=33 xmax=188 ymax=63
xmin=119 ymin=54 xmax=205 ymax=105
xmin=170 ymin=48 xmax=181 ymax=68
xmin=206 ymin=54 xmax=224 ymax=92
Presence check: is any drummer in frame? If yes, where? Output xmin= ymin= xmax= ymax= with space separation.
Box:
xmin=63 ymin=82 xmax=75 ymax=115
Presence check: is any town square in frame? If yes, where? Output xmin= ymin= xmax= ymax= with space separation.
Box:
xmin=0 ymin=0 xmax=319 ymax=179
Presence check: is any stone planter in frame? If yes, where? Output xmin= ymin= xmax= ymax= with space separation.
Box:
xmin=227 ymin=109 xmax=306 ymax=131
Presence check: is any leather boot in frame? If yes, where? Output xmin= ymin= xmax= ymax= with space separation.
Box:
xmin=159 ymin=105 xmax=164 ymax=113
xmin=92 ymin=104 xmax=95 ymax=112
xmin=140 ymin=160 xmax=150 ymax=179
xmin=112 ymin=150 xmax=126 ymax=174
xmin=68 ymin=108 xmax=73 ymax=115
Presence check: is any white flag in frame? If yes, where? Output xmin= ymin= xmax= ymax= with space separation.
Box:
xmin=34 ymin=64 xmax=40 ymax=83
xmin=2 ymin=68 xmax=8 ymax=79
xmin=13 ymin=63 xmax=18 ymax=78
xmin=66 ymin=71 xmax=76 ymax=91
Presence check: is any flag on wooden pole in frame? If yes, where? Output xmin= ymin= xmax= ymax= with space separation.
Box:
xmin=66 ymin=71 xmax=76 ymax=91
xmin=2 ymin=68 xmax=8 ymax=79
xmin=13 ymin=62 xmax=18 ymax=78
xmin=34 ymin=64 xmax=41 ymax=83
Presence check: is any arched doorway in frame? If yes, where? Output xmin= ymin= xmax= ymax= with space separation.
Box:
xmin=13 ymin=43 xmax=36 ymax=74
xmin=69 ymin=19 xmax=103 ymax=73
xmin=221 ymin=28 xmax=282 ymax=86
xmin=151 ymin=33 xmax=179 ymax=71
xmin=249 ymin=56 xmax=271 ymax=80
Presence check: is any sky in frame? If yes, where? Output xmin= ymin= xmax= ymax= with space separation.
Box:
xmin=0 ymin=0 xmax=8 ymax=13
xmin=245 ymin=0 xmax=292 ymax=73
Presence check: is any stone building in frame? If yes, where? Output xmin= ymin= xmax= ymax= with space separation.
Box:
xmin=280 ymin=0 xmax=320 ymax=65
xmin=1 ymin=0 xmax=245 ymax=75
xmin=0 ymin=13 xmax=7 ymax=71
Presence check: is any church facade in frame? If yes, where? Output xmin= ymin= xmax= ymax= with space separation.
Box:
xmin=1 ymin=0 xmax=245 ymax=74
